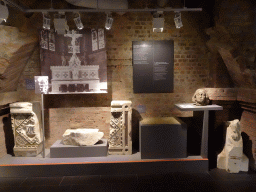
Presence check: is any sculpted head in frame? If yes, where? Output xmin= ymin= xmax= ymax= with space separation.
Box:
xmin=227 ymin=119 xmax=241 ymax=141
xmin=192 ymin=89 xmax=210 ymax=106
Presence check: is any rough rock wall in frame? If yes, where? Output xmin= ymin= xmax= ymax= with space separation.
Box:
xmin=206 ymin=0 xmax=256 ymax=88
xmin=0 ymin=26 xmax=38 ymax=93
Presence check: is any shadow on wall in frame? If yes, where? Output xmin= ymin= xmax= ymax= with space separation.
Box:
xmin=2 ymin=115 xmax=14 ymax=156
xmin=179 ymin=116 xmax=202 ymax=156
xmin=241 ymin=132 xmax=255 ymax=171
xmin=132 ymin=109 xmax=142 ymax=153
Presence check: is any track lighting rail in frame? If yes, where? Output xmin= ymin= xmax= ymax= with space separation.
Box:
xmin=3 ymin=0 xmax=202 ymax=13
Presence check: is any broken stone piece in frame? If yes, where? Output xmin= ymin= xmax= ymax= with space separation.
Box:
xmin=62 ymin=128 xmax=104 ymax=146
xmin=217 ymin=119 xmax=249 ymax=173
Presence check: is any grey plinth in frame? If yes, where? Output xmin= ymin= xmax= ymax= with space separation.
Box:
xmin=50 ymin=139 xmax=108 ymax=158
xmin=175 ymin=103 xmax=223 ymax=159
xmin=140 ymin=117 xmax=187 ymax=159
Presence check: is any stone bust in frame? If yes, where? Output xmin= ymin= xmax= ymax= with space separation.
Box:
xmin=192 ymin=89 xmax=210 ymax=106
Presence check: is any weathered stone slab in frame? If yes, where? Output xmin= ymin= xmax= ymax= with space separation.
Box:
xmin=217 ymin=119 xmax=249 ymax=173
xmin=62 ymin=128 xmax=104 ymax=146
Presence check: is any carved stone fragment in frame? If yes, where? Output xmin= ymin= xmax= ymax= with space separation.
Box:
xmin=108 ymin=100 xmax=132 ymax=155
xmin=217 ymin=119 xmax=249 ymax=173
xmin=10 ymin=102 xmax=43 ymax=157
xmin=192 ymin=88 xmax=210 ymax=106
xmin=62 ymin=128 xmax=104 ymax=146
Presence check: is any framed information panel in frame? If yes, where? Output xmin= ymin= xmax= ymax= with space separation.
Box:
xmin=133 ymin=40 xmax=174 ymax=93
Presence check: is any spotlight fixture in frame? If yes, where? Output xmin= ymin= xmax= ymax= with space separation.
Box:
xmin=53 ymin=12 xmax=69 ymax=34
xmin=74 ymin=12 xmax=84 ymax=30
xmin=174 ymin=11 xmax=183 ymax=29
xmin=153 ymin=11 xmax=164 ymax=32
xmin=42 ymin=12 xmax=51 ymax=30
xmin=105 ymin=13 xmax=113 ymax=30
xmin=0 ymin=1 xmax=8 ymax=23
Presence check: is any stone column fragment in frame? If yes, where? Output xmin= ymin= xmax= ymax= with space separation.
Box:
xmin=108 ymin=100 xmax=132 ymax=155
xmin=10 ymin=102 xmax=43 ymax=157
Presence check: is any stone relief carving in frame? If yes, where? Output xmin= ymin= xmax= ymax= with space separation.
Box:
xmin=217 ymin=119 xmax=249 ymax=173
xmin=10 ymin=102 xmax=43 ymax=157
xmin=192 ymin=88 xmax=210 ymax=106
xmin=62 ymin=128 xmax=104 ymax=146
xmin=108 ymin=100 xmax=132 ymax=155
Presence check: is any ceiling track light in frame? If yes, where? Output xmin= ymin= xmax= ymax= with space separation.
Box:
xmin=0 ymin=1 xmax=9 ymax=23
xmin=42 ymin=12 xmax=51 ymax=30
xmin=174 ymin=11 xmax=183 ymax=29
xmin=105 ymin=13 xmax=113 ymax=30
xmin=53 ymin=12 xmax=69 ymax=34
xmin=153 ymin=11 xmax=164 ymax=33
xmin=73 ymin=12 xmax=84 ymax=30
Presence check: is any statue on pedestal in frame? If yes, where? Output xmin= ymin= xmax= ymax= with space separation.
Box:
xmin=192 ymin=89 xmax=210 ymax=106
xmin=217 ymin=119 xmax=249 ymax=173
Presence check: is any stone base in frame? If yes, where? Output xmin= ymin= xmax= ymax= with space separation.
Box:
xmin=14 ymin=143 xmax=43 ymax=157
xmin=140 ymin=117 xmax=187 ymax=159
xmin=50 ymin=139 xmax=108 ymax=158
xmin=217 ymin=154 xmax=249 ymax=173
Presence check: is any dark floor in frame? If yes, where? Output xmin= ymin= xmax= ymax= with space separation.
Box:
xmin=0 ymin=169 xmax=256 ymax=192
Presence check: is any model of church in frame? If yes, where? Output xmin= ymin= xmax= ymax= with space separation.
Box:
xmin=50 ymin=30 xmax=100 ymax=93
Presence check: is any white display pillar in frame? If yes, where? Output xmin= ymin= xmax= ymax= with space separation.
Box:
xmin=175 ymin=103 xmax=223 ymax=158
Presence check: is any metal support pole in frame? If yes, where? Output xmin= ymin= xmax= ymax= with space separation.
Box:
xmin=201 ymin=110 xmax=209 ymax=159
xmin=41 ymin=94 xmax=45 ymax=158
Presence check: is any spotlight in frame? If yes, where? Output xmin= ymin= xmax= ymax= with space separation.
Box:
xmin=74 ymin=12 xmax=84 ymax=30
xmin=0 ymin=1 xmax=8 ymax=23
xmin=174 ymin=11 xmax=183 ymax=28
xmin=153 ymin=11 xmax=164 ymax=32
xmin=42 ymin=12 xmax=51 ymax=30
xmin=53 ymin=12 xmax=69 ymax=34
xmin=105 ymin=14 xmax=113 ymax=30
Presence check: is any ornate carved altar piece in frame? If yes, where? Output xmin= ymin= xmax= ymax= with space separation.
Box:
xmin=108 ymin=100 xmax=132 ymax=155
xmin=217 ymin=119 xmax=249 ymax=173
xmin=10 ymin=102 xmax=43 ymax=157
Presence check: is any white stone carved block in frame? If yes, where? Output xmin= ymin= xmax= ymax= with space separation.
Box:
xmin=62 ymin=128 xmax=104 ymax=146
xmin=10 ymin=102 xmax=43 ymax=157
xmin=217 ymin=119 xmax=249 ymax=173
xmin=108 ymin=100 xmax=132 ymax=155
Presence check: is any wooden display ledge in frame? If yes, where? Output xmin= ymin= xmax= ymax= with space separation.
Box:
xmin=0 ymin=151 xmax=208 ymax=177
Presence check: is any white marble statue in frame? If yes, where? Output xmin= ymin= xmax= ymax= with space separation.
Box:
xmin=10 ymin=102 xmax=43 ymax=157
xmin=217 ymin=119 xmax=249 ymax=173
xmin=192 ymin=88 xmax=210 ymax=106
xmin=62 ymin=128 xmax=104 ymax=146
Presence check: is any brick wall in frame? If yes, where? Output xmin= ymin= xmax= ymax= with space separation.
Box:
xmin=1 ymin=11 xmax=212 ymax=155
xmin=15 ymin=11 xmax=211 ymax=149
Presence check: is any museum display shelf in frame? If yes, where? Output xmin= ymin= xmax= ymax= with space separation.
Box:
xmin=175 ymin=103 xmax=223 ymax=159
xmin=0 ymin=150 xmax=208 ymax=177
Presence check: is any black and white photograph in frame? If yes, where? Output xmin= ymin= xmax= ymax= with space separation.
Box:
xmin=39 ymin=28 xmax=107 ymax=94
